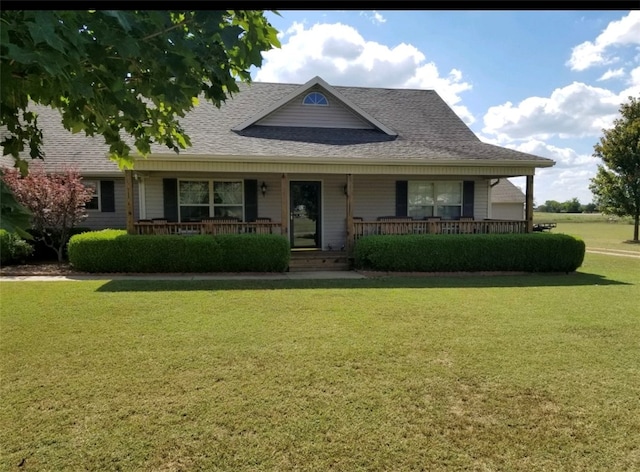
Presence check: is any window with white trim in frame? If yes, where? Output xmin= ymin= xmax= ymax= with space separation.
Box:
xmin=178 ymin=180 xmax=244 ymax=221
xmin=408 ymin=181 xmax=462 ymax=219
xmin=84 ymin=180 xmax=100 ymax=211
xmin=303 ymin=91 xmax=328 ymax=106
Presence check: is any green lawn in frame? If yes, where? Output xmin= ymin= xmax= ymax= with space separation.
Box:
xmin=1 ymin=254 xmax=640 ymax=470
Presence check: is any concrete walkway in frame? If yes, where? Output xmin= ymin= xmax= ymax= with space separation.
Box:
xmin=585 ymin=248 xmax=640 ymax=259
xmin=0 ymin=271 xmax=368 ymax=282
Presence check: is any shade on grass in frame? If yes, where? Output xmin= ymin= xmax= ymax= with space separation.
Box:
xmin=1 ymin=254 xmax=639 ymax=470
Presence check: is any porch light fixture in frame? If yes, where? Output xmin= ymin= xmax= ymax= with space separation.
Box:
xmin=343 ymin=184 xmax=348 ymax=196
xmin=261 ymin=181 xmax=268 ymax=197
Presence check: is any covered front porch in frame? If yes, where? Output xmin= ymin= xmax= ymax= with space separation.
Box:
xmin=123 ymin=165 xmax=537 ymax=251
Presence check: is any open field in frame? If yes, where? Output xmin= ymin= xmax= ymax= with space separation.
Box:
xmin=554 ymin=222 xmax=640 ymax=254
xmin=533 ymin=211 xmax=634 ymax=224
xmin=1 ymin=252 xmax=639 ymax=471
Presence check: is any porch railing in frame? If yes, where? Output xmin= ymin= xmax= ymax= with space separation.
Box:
xmin=353 ymin=219 xmax=527 ymax=240
xmin=134 ymin=220 xmax=282 ymax=236
xmin=133 ymin=219 xmax=527 ymax=238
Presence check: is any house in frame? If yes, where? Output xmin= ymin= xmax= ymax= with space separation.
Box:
xmin=3 ymin=76 xmax=554 ymax=251
xmin=490 ymin=179 xmax=526 ymax=220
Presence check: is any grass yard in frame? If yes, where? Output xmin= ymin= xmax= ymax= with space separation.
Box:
xmin=2 ymin=248 xmax=640 ymax=470
xmin=553 ymin=222 xmax=639 ymax=254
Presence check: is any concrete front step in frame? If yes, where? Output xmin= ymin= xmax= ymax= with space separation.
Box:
xmin=288 ymin=251 xmax=350 ymax=272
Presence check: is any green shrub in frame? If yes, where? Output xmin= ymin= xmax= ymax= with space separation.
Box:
xmin=214 ymin=234 xmax=290 ymax=272
xmin=68 ymin=230 xmax=289 ymax=273
xmin=28 ymin=227 xmax=92 ymax=261
xmin=0 ymin=230 xmax=34 ymax=265
xmin=353 ymin=233 xmax=585 ymax=273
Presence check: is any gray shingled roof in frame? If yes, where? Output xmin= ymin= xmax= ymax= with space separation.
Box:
xmin=1 ymin=79 xmax=555 ymax=174
xmin=492 ymin=179 xmax=526 ymax=203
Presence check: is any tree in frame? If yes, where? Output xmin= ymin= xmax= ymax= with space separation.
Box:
xmin=0 ymin=10 xmax=280 ymax=235
xmin=0 ymin=175 xmax=32 ymax=239
xmin=542 ymin=200 xmax=563 ymax=213
xmin=589 ymin=96 xmax=640 ymax=242
xmin=1 ymin=10 xmax=280 ymax=171
xmin=562 ymin=198 xmax=582 ymax=213
xmin=2 ymin=165 xmax=95 ymax=262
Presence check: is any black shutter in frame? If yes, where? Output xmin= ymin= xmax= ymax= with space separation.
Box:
xmin=244 ymin=179 xmax=258 ymax=222
xmin=395 ymin=181 xmax=408 ymax=217
xmin=163 ymin=178 xmax=179 ymax=222
xmin=462 ymin=181 xmax=475 ymax=217
xmin=100 ymin=180 xmax=115 ymax=212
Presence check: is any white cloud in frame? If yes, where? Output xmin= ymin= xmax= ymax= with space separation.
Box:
xmin=360 ymin=11 xmax=386 ymax=25
xmin=506 ymin=139 xmax=593 ymax=168
xmin=620 ymin=66 xmax=640 ymax=97
xmin=478 ymin=135 xmax=597 ymax=202
xmin=255 ymin=22 xmax=475 ymax=124
xmin=597 ymin=68 xmax=625 ymax=81
xmin=481 ymin=82 xmax=621 ymax=141
xmin=567 ymin=11 xmax=640 ymax=71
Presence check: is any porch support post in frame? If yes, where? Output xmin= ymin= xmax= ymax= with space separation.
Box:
xmin=125 ymin=169 xmax=135 ymax=234
xmin=281 ymin=173 xmax=289 ymax=238
xmin=525 ymin=174 xmax=534 ymax=233
xmin=345 ymin=173 xmax=354 ymax=253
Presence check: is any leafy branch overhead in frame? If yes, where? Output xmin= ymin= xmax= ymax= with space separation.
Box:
xmin=0 ymin=10 xmax=281 ymax=171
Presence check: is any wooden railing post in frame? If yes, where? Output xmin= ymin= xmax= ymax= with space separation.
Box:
xmin=346 ymin=174 xmax=354 ymax=253
xmin=125 ymin=169 xmax=135 ymax=234
xmin=526 ymin=174 xmax=534 ymax=233
xmin=281 ymin=173 xmax=289 ymax=239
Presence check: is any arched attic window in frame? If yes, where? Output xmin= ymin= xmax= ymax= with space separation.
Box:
xmin=303 ymin=91 xmax=329 ymax=106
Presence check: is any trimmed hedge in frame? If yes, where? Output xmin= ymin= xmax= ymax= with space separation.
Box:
xmin=68 ymin=230 xmax=290 ymax=273
xmin=353 ymin=233 xmax=585 ymax=273
xmin=0 ymin=230 xmax=34 ymax=265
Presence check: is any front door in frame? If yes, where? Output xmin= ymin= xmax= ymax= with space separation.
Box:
xmin=290 ymin=181 xmax=321 ymax=249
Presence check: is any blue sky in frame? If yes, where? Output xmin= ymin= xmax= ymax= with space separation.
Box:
xmin=250 ymin=10 xmax=640 ymax=205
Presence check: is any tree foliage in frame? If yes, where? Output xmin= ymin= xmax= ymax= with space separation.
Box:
xmin=2 ymin=165 xmax=94 ymax=262
xmin=0 ymin=176 xmax=32 ymax=239
xmin=1 ymin=10 xmax=280 ymax=172
xmin=536 ymin=198 xmax=594 ymax=213
xmin=589 ymin=96 xmax=640 ymax=241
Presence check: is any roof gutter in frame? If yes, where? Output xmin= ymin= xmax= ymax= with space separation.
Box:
xmin=136 ymin=153 xmax=556 ymax=169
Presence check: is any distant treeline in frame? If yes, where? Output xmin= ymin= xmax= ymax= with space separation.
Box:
xmin=536 ymin=198 xmax=598 ymax=213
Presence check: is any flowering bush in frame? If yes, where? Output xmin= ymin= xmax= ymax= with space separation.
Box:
xmin=1 ymin=164 xmax=94 ymax=262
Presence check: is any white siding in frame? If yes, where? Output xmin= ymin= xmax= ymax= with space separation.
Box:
xmin=84 ymin=178 xmax=139 ymax=230
xmin=257 ymin=88 xmax=374 ymax=129
xmin=143 ymin=173 xmax=284 ymax=223
xmin=474 ymin=179 xmax=489 ymax=220
xmin=353 ymin=175 xmax=397 ymax=220
xmin=492 ymin=203 xmax=525 ymax=220
xmin=353 ymin=176 xmax=491 ymax=220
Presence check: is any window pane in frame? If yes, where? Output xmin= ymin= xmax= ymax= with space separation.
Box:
xmin=214 ymin=182 xmax=242 ymax=205
xmin=214 ymin=206 xmax=243 ymax=219
xmin=408 ymin=182 xmax=434 ymax=206
xmin=84 ymin=180 xmax=99 ymax=210
xmin=436 ymin=182 xmax=461 ymax=205
xmin=86 ymin=197 xmax=99 ymax=210
xmin=303 ymin=92 xmax=328 ymax=105
xmin=181 ymin=206 xmax=210 ymax=221
xmin=180 ymin=181 xmax=209 ymax=204
xmin=408 ymin=206 xmax=434 ymax=219
xmin=438 ymin=206 xmax=461 ymax=219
